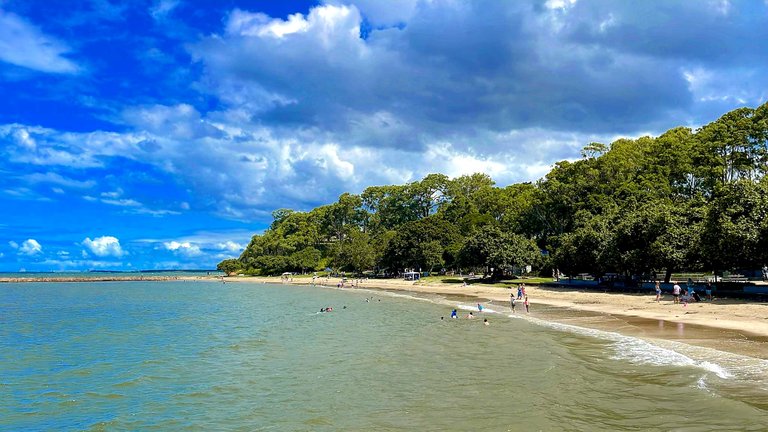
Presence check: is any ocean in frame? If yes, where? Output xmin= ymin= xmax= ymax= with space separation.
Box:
xmin=2 ymin=281 xmax=767 ymax=431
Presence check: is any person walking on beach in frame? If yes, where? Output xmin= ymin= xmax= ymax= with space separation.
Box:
xmin=672 ymin=282 xmax=681 ymax=304
xmin=524 ymin=296 xmax=530 ymax=313
xmin=510 ymin=293 xmax=516 ymax=313
xmin=517 ymin=284 xmax=523 ymax=300
xmin=655 ymin=281 xmax=662 ymax=303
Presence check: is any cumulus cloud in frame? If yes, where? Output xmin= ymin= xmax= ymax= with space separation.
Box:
xmin=0 ymin=9 xmax=79 ymax=73
xmin=163 ymin=241 xmax=202 ymax=256
xmin=18 ymin=239 xmax=42 ymax=255
xmin=217 ymin=241 xmax=244 ymax=252
xmin=83 ymin=236 xmax=125 ymax=257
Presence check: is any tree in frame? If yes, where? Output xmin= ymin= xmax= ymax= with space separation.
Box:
xmin=290 ymin=247 xmax=322 ymax=274
xmin=458 ymin=226 xmax=539 ymax=279
xmin=700 ymin=180 xmax=768 ymax=272
xmin=217 ymin=259 xmax=242 ymax=276
xmin=420 ymin=240 xmax=444 ymax=273
xmin=333 ymin=230 xmax=376 ymax=273
xmin=382 ymin=216 xmax=460 ymax=271
xmin=550 ymin=211 xmax=613 ymax=278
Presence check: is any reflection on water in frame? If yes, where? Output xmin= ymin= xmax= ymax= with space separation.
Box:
xmin=1 ymin=281 xmax=767 ymax=431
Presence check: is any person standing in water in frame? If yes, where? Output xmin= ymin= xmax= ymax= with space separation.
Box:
xmin=510 ymin=293 xmax=516 ymax=313
xmin=517 ymin=284 xmax=523 ymax=300
xmin=524 ymin=296 xmax=530 ymax=313
xmin=451 ymin=309 xmax=458 ymax=319
xmin=477 ymin=303 xmax=484 ymax=312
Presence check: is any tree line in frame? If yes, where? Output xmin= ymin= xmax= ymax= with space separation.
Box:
xmin=218 ymin=102 xmax=768 ymax=282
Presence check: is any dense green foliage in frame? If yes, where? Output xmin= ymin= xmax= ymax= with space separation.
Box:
xmin=222 ymin=102 xmax=768 ymax=281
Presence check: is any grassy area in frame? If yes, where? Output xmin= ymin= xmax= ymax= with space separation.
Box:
xmin=501 ymin=277 xmax=556 ymax=285
xmin=416 ymin=275 xmax=465 ymax=284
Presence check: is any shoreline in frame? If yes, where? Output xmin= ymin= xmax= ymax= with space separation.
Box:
xmin=224 ymin=275 xmax=768 ymax=358
xmin=225 ymin=276 xmax=768 ymax=335
xmin=4 ymin=274 xmax=766 ymax=357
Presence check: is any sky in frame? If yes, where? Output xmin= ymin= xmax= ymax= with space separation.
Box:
xmin=1 ymin=0 xmax=767 ymax=271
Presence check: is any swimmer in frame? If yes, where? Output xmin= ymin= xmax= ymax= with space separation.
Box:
xmin=451 ymin=309 xmax=458 ymax=319
xmin=467 ymin=312 xmax=475 ymax=319
xmin=483 ymin=318 xmax=489 ymax=326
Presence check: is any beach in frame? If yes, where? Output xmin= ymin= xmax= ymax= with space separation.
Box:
xmin=224 ymin=276 xmax=768 ymax=357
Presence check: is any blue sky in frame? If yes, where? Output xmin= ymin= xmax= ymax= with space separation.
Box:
xmin=1 ymin=0 xmax=767 ymax=271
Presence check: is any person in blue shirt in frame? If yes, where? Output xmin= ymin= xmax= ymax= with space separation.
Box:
xmin=450 ymin=309 xmax=458 ymax=319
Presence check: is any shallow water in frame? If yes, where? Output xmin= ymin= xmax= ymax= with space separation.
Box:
xmin=2 ymin=281 xmax=767 ymax=431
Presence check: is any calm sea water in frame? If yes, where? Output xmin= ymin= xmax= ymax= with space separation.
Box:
xmin=0 ymin=271 xmax=222 ymax=279
xmin=2 ymin=281 xmax=767 ymax=431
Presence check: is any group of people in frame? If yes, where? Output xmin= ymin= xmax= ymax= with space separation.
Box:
xmin=660 ymin=279 xmax=714 ymax=305
xmin=448 ymin=308 xmax=490 ymax=325
xmin=511 ymin=283 xmax=530 ymax=313
xmin=509 ymin=292 xmax=530 ymax=313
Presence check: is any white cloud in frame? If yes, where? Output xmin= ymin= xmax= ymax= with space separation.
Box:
xmin=0 ymin=9 xmax=79 ymax=73
xmin=22 ymin=172 xmax=96 ymax=189
xmin=150 ymin=0 xmax=180 ymax=20
xmin=217 ymin=241 xmax=244 ymax=252
xmin=40 ymin=259 xmax=125 ymax=269
xmin=331 ymin=0 xmax=418 ymax=26
xmin=227 ymin=9 xmax=311 ymax=38
xmin=19 ymin=239 xmax=42 ymax=255
xmin=545 ymin=0 xmax=578 ymax=10
xmin=163 ymin=241 xmax=202 ymax=256
xmin=9 ymin=241 xmax=18 ymax=249
xmin=83 ymin=236 xmax=125 ymax=257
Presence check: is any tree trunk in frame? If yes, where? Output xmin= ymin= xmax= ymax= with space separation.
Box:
xmin=664 ymin=268 xmax=672 ymax=284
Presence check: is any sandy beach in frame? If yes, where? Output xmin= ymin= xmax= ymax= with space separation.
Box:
xmin=224 ymin=275 xmax=768 ymax=358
